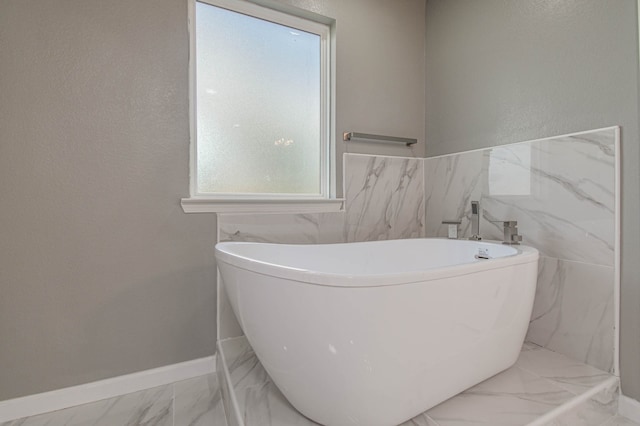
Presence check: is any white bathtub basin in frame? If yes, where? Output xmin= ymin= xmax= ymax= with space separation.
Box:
xmin=216 ymin=238 xmax=539 ymax=426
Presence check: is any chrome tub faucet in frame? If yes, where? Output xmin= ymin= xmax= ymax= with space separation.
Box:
xmin=499 ymin=221 xmax=523 ymax=245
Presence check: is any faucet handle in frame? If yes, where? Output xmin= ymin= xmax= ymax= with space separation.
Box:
xmin=490 ymin=220 xmax=522 ymax=245
xmin=509 ymin=234 xmax=523 ymax=244
xmin=442 ymin=220 xmax=462 ymax=239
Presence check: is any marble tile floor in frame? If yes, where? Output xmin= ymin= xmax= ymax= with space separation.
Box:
xmin=219 ymin=336 xmax=637 ymax=426
xmin=601 ymin=416 xmax=640 ymax=426
xmin=0 ymin=374 xmax=227 ymax=426
xmin=4 ymin=338 xmax=640 ymax=426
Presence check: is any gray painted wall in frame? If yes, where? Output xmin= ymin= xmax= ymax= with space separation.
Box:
xmin=424 ymin=0 xmax=640 ymax=399
xmin=0 ymin=0 xmax=425 ymax=400
xmin=271 ymin=0 xmax=428 ymax=181
xmin=0 ymin=0 xmax=217 ymax=400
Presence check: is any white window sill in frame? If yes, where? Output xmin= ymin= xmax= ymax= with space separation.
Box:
xmin=180 ymin=197 xmax=344 ymax=214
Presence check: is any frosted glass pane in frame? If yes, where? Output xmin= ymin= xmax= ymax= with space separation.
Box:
xmin=196 ymin=2 xmax=322 ymax=195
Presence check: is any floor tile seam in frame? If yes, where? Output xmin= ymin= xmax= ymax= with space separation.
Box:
xmin=524 ymin=376 xmax=619 ymax=426
xmin=514 ymin=359 xmax=610 ymax=397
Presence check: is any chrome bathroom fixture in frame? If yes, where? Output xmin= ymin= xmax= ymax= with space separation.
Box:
xmin=343 ymin=132 xmax=417 ymax=146
xmin=469 ymin=201 xmax=482 ymax=240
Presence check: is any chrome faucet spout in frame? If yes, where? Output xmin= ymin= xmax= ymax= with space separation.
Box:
xmin=469 ymin=201 xmax=481 ymax=240
xmin=501 ymin=220 xmax=523 ymax=245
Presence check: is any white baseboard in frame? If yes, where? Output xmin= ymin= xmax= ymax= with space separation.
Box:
xmin=0 ymin=355 xmax=215 ymax=423
xmin=619 ymin=394 xmax=640 ymax=422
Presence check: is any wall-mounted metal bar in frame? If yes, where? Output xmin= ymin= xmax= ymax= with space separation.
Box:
xmin=343 ymin=132 xmax=417 ymax=146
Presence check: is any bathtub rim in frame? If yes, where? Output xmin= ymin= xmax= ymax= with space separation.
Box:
xmin=215 ymin=238 xmax=539 ymax=288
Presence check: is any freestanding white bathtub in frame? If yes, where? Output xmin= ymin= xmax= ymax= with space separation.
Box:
xmin=215 ymin=238 xmax=539 ymax=426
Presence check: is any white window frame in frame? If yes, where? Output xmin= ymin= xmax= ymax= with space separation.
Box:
xmin=181 ymin=0 xmax=341 ymax=213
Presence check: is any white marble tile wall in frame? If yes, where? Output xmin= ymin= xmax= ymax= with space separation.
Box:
xmin=423 ymin=127 xmax=618 ymax=372
xmin=424 ymin=129 xmax=616 ymax=265
xmin=218 ymin=212 xmax=345 ymax=246
xmin=481 ymin=131 xmax=615 ymax=265
xmin=527 ymin=257 xmax=615 ymax=372
xmin=343 ymin=154 xmax=425 ymax=242
xmin=217 ymin=153 xmax=426 ymax=246
xmin=423 ymin=149 xmax=485 ymax=238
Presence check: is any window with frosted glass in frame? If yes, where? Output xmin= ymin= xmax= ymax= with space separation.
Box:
xmin=195 ymin=1 xmax=327 ymax=196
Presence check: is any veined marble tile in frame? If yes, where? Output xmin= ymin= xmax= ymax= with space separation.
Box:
xmin=526 ymin=257 xmax=615 ymax=372
xmin=344 ymin=154 xmax=424 ymax=242
xmin=425 ymin=366 xmax=575 ymax=426
xmin=220 ymin=337 xmax=270 ymax=394
xmin=517 ymin=342 xmax=612 ymax=396
xmin=541 ymin=398 xmax=615 ymax=426
xmin=218 ymin=212 xmax=344 ymax=244
xmin=241 ymin=381 xmax=318 ymax=426
xmin=0 ymin=384 xmax=173 ymax=426
xmin=423 ymin=149 xmax=485 ymax=239
xmin=398 ymin=413 xmax=440 ymax=426
xmin=539 ymin=379 xmax=618 ymax=426
xmin=424 ymin=128 xmax=616 ymax=266
xmin=174 ymin=373 xmax=227 ymax=426
xmin=220 ymin=338 xmax=317 ymax=425
xmin=216 ymin=345 xmax=236 ymax=426
xmin=480 ymin=131 xmax=615 ymax=265
xmin=601 ymin=416 xmax=640 ymax=426
xmin=314 ymin=212 xmax=347 ymax=244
